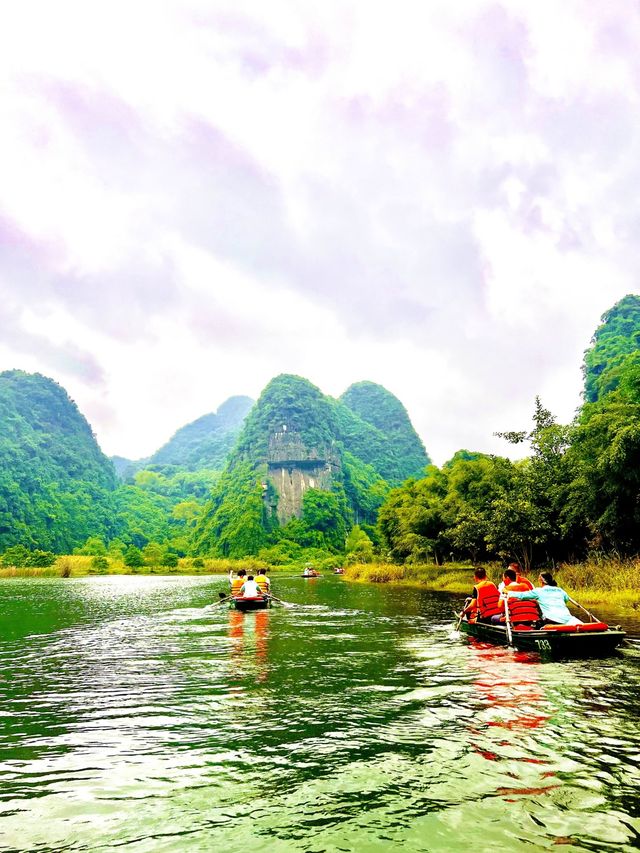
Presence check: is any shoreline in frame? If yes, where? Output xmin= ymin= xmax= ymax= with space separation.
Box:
xmin=1 ymin=557 xmax=637 ymax=616
xmin=341 ymin=562 xmax=640 ymax=614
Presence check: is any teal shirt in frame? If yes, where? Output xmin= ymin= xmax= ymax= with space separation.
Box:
xmin=510 ymin=586 xmax=581 ymax=625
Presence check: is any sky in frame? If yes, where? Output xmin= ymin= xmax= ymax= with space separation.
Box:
xmin=1 ymin=0 xmax=638 ymax=465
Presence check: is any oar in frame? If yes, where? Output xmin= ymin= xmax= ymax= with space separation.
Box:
xmin=502 ymin=593 xmax=514 ymax=647
xmin=269 ymin=594 xmax=295 ymax=609
xmin=566 ymin=596 xmax=599 ymax=623
xmin=209 ymin=593 xmax=233 ymax=609
xmin=454 ymin=599 xmax=471 ymax=630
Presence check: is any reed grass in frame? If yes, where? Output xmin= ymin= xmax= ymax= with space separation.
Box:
xmin=0 ymin=554 xmax=284 ymax=578
xmin=343 ymin=557 xmax=640 ymax=612
xmin=343 ymin=562 xmax=478 ymax=592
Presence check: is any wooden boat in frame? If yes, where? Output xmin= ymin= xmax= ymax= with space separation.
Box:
xmin=232 ymin=595 xmax=271 ymax=611
xmin=458 ymin=618 xmax=626 ymax=657
xmin=333 ymin=568 xmax=345 ymax=575
xmin=301 ymin=569 xmax=321 ymax=578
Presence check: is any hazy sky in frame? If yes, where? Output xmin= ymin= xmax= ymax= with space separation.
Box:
xmin=1 ymin=0 xmax=637 ymax=464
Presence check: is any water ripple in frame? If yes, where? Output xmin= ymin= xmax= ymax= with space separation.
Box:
xmin=0 ymin=576 xmax=639 ymax=852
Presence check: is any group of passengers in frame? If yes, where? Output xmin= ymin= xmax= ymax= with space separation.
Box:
xmin=460 ymin=564 xmax=582 ymax=627
xmin=229 ymin=568 xmax=271 ymax=599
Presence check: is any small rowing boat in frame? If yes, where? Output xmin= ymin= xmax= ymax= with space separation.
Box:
xmin=232 ymin=595 xmax=271 ymax=611
xmin=301 ymin=570 xmax=321 ymax=578
xmin=458 ymin=618 xmax=626 ymax=656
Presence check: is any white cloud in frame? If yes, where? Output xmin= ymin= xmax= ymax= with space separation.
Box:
xmin=0 ymin=0 xmax=638 ymax=464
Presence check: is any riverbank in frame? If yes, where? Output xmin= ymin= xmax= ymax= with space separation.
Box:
xmin=342 ymin=559 xmax=640 ymax=613
xmin=0 ymin=555 xmax=291 ymax=579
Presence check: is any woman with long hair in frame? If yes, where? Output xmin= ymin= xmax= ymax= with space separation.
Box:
xmin=505 ymin=571 xmax=582 ymax=625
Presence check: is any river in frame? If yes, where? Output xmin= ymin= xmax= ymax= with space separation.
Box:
xmin=1 ymin=575 xmax=639 ymax=852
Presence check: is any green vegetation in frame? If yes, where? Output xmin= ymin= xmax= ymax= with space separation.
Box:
xmin=339 ymin=381 xmax=430 ymax=481
xmin=583 ymin=294 xmax=640 ymax=402
xmin=374 ymin=295 xmax=640 ymax=580
xmin=0 ymin=371 xmax=116 ymax=552
xmin=7 ymin=298 xmax=640 ymax=599
xmin=191 ymin=374 xmax=410 ymax=558
xmin=342 ymin=558 xmax=640 ymax=612
xmin=146 ymin=395 xmax=254 ymax=471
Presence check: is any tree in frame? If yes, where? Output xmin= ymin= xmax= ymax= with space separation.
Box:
xmin=124 ymin=546 xmax=144 ymax=568
xmin=345 ymin=525 xmax=374 ymax=563
xmin=302 ymin=489 xmax=348 ymax=551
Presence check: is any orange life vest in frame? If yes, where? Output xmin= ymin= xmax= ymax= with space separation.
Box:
xmin=475 ymin=580 xmax=501 ymax=619
xmin=516 ymin=574 xmax=534 ymax=591
xmin=255 ymin=575 xmax=269 ymax=593
xmin=231 ymin=577 xmax=244 ymax=595
xmin=505 ymin=582 xmax=540 ymax=623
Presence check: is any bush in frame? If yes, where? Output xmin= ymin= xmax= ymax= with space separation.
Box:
xmin=1 ymin=545 xmax=30 ymax=567
xmin=124 ymin=546 xmax=144 ymax=568
xmin=91 ymin=555 xmax=109 ymax=572
xmin=191 ymin=557 xmax=204 ymax=568
xmin=76 ymin=537 xmax=107 ymax=556
xmin=28 ymin=550 xmax=57 ymax=568
xmin=162 ymin=552 xmax=179 ymax=567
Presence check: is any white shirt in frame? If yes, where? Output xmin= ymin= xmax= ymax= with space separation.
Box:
xmin=241 ymin=580 xmax=261 ymax=597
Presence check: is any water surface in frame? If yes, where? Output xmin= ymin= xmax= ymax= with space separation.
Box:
xmin=1 ymin=575 xmax=639 ymax=852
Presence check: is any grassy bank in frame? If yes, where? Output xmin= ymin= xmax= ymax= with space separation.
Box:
xmin=343 ymin=559 xmax=640 ymax=613
xmin=0 ymin=555 xmax=282 ymax=579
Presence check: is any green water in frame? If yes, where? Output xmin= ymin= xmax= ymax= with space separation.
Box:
xmin=1 ymin=576 xmax=639 ymax=852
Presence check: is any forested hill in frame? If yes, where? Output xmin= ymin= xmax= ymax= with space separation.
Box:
xmin=339 ymin=381 xmax=430 ymax=482
xmin=146 ymin=395 xmax=254 ymax=471
xmin=0 ymin=370 xmax=116 ymax=552
xmin=583 ymin=294 xmax=640 ymax=402
xmin=193 ymin=374 xmax=430 ymax=557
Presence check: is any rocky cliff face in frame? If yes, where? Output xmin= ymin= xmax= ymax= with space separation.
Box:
xmin=265 ymin=430 xmax=340 ymax=523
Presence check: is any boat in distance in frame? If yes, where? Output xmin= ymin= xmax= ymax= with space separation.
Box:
xmin=232 ymin=595 xmax=271 ymax=611
xmin=458 ymin=619 xmax=626 ymax=656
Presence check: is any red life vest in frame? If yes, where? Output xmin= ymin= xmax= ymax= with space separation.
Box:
xmin=505 ymin=582 xmax=540 ymax=623
xmin=516 ymin=574 xmax=534 ymax=591
xmin=475 ymin=580 xmax=501 ymax=619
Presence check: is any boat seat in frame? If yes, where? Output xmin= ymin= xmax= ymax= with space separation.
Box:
xmin=543 ymin=622 xmax=609 ymax=632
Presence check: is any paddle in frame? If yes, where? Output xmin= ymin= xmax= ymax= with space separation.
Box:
xmin=269 ymin=594 xmax=295 ymax=609
xmin=502 ymin=592 xmax=514 ymax=647
xmin=209 ymin=592 xmax=233 ymax=609
xmin=566 ymin=596 xmax=599 ymax=624
xmin=454 ymin=598 xmax=471 ymax=630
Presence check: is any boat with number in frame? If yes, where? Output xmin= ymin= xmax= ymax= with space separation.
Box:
xmin=232 ymin=595 xmax=271 ymax=611
xmin=458 ymin=618 xmax=626 ymax=656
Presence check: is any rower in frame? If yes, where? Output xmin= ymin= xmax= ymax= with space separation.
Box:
xmin=460 ymin=567 xmax=501 ymax=624
xmin=240 ymin=575 xmax=262 ymax=598
xmin=230 ymin=569 xmax=246 ymax=596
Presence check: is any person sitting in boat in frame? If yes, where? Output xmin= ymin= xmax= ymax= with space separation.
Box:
xmin=498 ymin=562 xmax=534 ymax=592
xmin=491 ymin=569 xmax=541 ymax=625
xmin=255 ymin=569 xmax=271 ymax=594
xmin=460 ymin=567 xmax=502 ymax=623
xmin=239 ymin=575 xmax=263 ymax=598
xmin=505 ymin=571 xmax=582 ymax=625
xmin=230 ymin=569 xmax=247 ymax=596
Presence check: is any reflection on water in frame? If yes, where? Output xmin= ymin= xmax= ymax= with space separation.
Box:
xmin=0 ymin=575 xmax=639 ymax=852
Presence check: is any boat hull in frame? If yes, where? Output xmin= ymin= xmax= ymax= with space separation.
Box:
xmin=232 ymin=596 xmax=271 ymax=611
xmin=458 ymin=619 xmax=626 ymax=657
